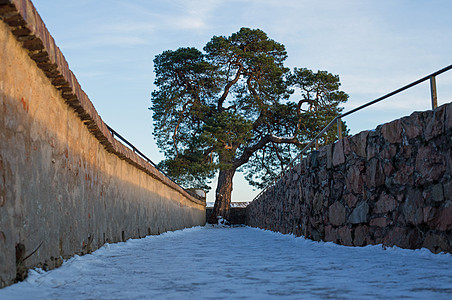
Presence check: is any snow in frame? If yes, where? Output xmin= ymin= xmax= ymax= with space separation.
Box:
xmin=1 ymin=226 xmax=452 ymax=299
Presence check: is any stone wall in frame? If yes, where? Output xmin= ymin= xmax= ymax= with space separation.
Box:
xmin=206 ymin=207 xmax=247 ymax=225
xmin=0 ymin=0 xmax=205 ymax=288
xmin=247 ymin=101 xmax=452 ymax=254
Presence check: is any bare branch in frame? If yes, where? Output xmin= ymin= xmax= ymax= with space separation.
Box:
xmin=246 ymin=76 xmax=261 ymax=104
xmin=218 ymin=64 xmax=243 ymax=111
xmin=234 ymin=134 xmax=302 ymax=168
xmin=173 ymin=100 xmax=192 ymax=156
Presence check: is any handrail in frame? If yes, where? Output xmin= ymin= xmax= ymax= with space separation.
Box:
xmin=105 ymin=124 xmax=182 ymax=190
xmin=106 ymin=124 xmax=158 ymax=167
xmin=251 ymin=63 xmax=452 ymax=202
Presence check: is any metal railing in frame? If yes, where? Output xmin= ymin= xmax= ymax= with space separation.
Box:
xmin=252 ymin=63 xmax=452 ymax=202
xmin=105 ymin=124 xmax=180 ymax=187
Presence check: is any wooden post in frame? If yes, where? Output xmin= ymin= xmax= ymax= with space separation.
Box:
xmin=430 ymin=75 xmax=437 ymax=109
xmin=315 ymin=138 xmax=319 ymax=150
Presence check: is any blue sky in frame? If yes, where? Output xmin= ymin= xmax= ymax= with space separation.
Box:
xmin=31 ymin=0 xmax=452 ymax=202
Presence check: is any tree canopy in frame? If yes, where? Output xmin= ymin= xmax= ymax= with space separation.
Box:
xmin=150 ymin=28 xmax=348 ymax=222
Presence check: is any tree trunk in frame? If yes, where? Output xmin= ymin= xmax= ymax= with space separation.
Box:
xmin=208 ymin=168 xmax=236 ymax=224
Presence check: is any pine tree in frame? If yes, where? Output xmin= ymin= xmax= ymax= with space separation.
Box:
xmin=150 ymin=28 xmax=348 ymax=223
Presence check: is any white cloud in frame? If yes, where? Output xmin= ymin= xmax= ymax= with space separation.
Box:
xmin=174 ymin=0 xmax=223 ymax=30
xmin=110 ymin=0 xmax=223 ymax=32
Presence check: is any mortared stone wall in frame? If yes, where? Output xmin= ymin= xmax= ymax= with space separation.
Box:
xmin=247 ymin=101 xmax=452 ymax=254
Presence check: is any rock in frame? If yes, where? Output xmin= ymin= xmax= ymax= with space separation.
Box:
xmin=366 ymin=136 xmax=379 ymax=160
xmin=310 ymin=228 xmax=322 ymax=241
xmin=319 ymin=144 xmax=332 ymax=168
xmin=415 ymin=146 xmax=446 ymax=182
xmin=424 ymin=105 xmax=445 ymax=141
xmin=370 ymin=217 xmax=388 ymax=227
xmin=345 ymin=163 xmax=364 ymax=194
xmin=338 ymin=226 xmax=353 ymax=246
xmin=303 ymin=187 xmax=315 ymax=204
xmin=353 ymin=225 xmax=370 ymax=246
xmin=444 ymin=182 xmax=452 ymax=201
xmin=313 ymin=192 xmax=323 ymax=212
xmin=310 ymin=151 xmax=319 ymax=169
xmin=393 ymin=164 xmax=414 ymax=186
xmin=381 ymin=144 xmax=397 ymax=160
xmin=383 ymin=227 xmax=409 ymax=248
xmin=373 ymin=225 xmax=384 ymax=237
xmin=381 ymin=119 xmax=402 ymax=143
xmin=318 ymin=169 xmax=329 ymax=184
xmin=384 ymin=176 xmax=393 ymax=189
xmin=329 ymin=202 xmax=346 ymax=226
xmin=343 ymin=137 xmax=351 ymax=156
xmin=406 ymin=230 xmax=423 ymax=249
xmin=402 ymin=189 xmax=423 ymax=225
xmin=330 ymin=180 xmax=344 ymax=202
xmin=325 ymin=143 xmax=333 ymax=169
xmin=332 ymin=139 xmax=345 ymax=166
xmin=423 ymin=206 xmax=438 ymax=224
xmin=365 ymin=158 xmax=385 ymax=188
xmin=348 ymin=130 xmax=368 ymax=158
xmin=399 ymin=145 xmax=412 ymax=159
xmin=431 ymin=183 xmax=444 ymax=202
xmin=433 ymin=206 xmax=452 ymax=231
xmin=294 ymin=163 xmax=302 ymax=175
xmin=374 ymin=193 xmax=397 ymax=214
xmin=349 ymin=202 xmax=369 ymax=224
xmin=445 ymin=102 xmax=452 ymax=131
xmin=344 ymin=193 xmax=358 ymax=208
xmin=422 ymin=232 xmax=451 ymax=254
xmin=324 ymin=225 xmax=337 ymax=243
xmin=401 ymin=112 xmax=423 ymax=140
xmin=382 ymin=161 xmax=395 ymax=177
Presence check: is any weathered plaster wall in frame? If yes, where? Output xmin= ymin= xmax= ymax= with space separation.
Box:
xmin=247 ymin=101 xmax=452 ymax=254
xmin=0 ymin=0 xmax=205 ymax=288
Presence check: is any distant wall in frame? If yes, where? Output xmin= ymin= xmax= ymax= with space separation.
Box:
xmin=0 ymin=0 xmax=205 ymax=288
xmin=247 ymin=101 xmax=452 ymax=254
xmin=206 ymin=207 xmax=247 ymax=225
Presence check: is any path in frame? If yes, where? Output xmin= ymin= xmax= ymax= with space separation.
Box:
xmin=1 ymin=226 xmax=452 ymax=299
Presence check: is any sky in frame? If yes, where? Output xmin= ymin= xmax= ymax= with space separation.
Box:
xmin=1 ymin=226 xmax=452 ymax=299
xmin=31 ymin=0 xmax=452 ymax=202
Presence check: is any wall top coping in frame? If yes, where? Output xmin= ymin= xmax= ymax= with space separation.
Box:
xmin=0 ymin=0 xmax=205 ymax=206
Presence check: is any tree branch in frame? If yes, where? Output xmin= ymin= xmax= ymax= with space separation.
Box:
xmin=173 ymin=100 xmax=192 ymax=156
xmin=270 ymin=141 xmax=284 ymax=168
xmin=234 ymin=134 xmax=302 ymax=168
xmin=218 ymin=64 xmax=243 ymax=111
xmin=247 ymin=76 xmax=260 ymax=103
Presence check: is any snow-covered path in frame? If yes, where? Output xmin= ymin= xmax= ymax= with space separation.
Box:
xmin=1 ymin=226 xmax=452 ymax=299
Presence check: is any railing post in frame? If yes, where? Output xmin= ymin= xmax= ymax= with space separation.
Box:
xmin=337 ymin=117 xmax=342 ymax=139
xmin=315 ymin=138 xmax=319 ymax=150
xmin=430 ymin=75 xmax=437 ymax=109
